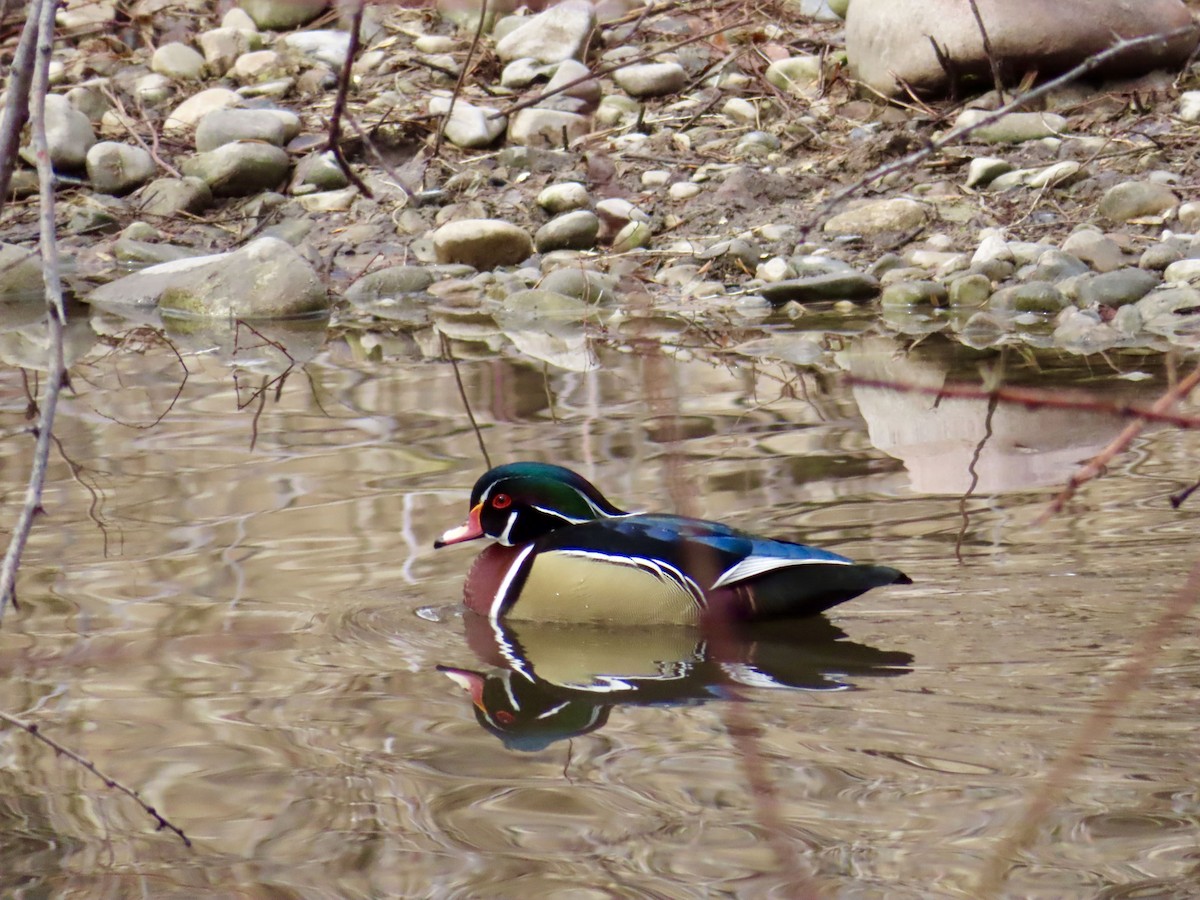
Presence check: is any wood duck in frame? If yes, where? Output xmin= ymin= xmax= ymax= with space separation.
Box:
xmin=434 ymin=462 xmax=912 ymax=625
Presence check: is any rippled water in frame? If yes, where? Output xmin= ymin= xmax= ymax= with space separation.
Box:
xmin=1 ymin=317 xmax=1198 ymax=899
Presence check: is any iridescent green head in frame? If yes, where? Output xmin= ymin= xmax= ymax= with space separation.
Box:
xmin=435 ymin=462 xmax=627 ymax=548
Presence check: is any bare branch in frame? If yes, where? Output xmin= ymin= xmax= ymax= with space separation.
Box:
xmin=0 ymin=709 xmax=191 ymax=847
xmin=0 ymin=0 xmax=70 ymax=621
xmin=0 ymin=9 xmax=39 ymax=210
xmin=1036 ymin=362 xmax=1200 ymax=523
xmin=976 ymin=558 xmax=1200 ymax=897
xmin=844 ymin=374 xmax=1200 ymax=430
xmin=325 ymin=0 xmax=373 ymax=197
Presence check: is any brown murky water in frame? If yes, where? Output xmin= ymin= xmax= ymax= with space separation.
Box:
xmin=1 ymin=312 xmax=1198 ymax=899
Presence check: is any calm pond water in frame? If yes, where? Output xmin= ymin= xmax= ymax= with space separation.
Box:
xmin=1 ymin=308 xmax=1198 ymax=899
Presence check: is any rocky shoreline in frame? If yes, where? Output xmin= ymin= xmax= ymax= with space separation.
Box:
xmin=1 ymin=0 xmax=1199 ymax=370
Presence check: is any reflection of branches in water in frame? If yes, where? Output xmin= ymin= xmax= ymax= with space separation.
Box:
xmin=82 ymin=327 xmax=189 ymax=429
xmin=1170 ymin=476 xmax=1200 ymax=509
xmin=50 ymin=433 xmax=118 ymax=558
xmin=844 ymin=375 xmax=1200 ymax=430
xmin=0 ymin=709 xmax=191 ymax=848
xmin=1036 ymin=363 xmax=1200 ymax=524
xmin=232 ymin=321 xmax=297 ymax=450
xmin=441 ymin=332 xmax=491 ymax=468
xmin=977 ymin=560 xmax=1200 ymax=898
xmin=955 ymin=396 xmax=997 ymax=563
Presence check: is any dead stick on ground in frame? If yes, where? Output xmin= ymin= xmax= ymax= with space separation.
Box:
xmin=801 ymin=24 xmax=1198 ymax=237
xmin=0 ymin=0 xmax=69 ymax=621
xmin=0 ymin=710 xmax=191 ymax=847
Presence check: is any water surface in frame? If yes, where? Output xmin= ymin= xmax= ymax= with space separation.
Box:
xmin=1 ymin=315 xmax=1198 ymax=898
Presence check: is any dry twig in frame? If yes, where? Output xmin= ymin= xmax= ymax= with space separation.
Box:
xmin=0 ymin=710 xmax=191 ymax=847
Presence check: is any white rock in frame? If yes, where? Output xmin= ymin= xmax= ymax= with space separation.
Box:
xmin=164 ymin=88 xmax=241 ymax=134
xmin=495 ymin=0 xmax=596 ymax=64
xmin=429 ymin=96 xmax=507 ymax=148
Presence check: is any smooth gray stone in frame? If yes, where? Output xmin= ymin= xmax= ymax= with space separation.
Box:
xmin=86 ymin=142 xmax=156 ymax=195
xmin=1077 ymin=268 xmax=1160 ymax=307
xmin=181 ymin=142 xmax=291 ymax=196
xmin=880 ymin=280 xmax=947 ymax=307
xmin=760 ymin=272 xmax=881 ymax=305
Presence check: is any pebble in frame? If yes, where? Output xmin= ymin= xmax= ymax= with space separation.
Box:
xmin=1098 ymin=180 xmax=1179 ymax=223
xmin=1061 ymin=230 xmax=1127 ymax=273
xmin=429 ymin=97 xmax=507 ymax=149
xmin=954 ymin=110 xmax=1069 ymax=143
xmin=764 ymin=56 xmax=822 ymax=95
xmin=759 ymin=272 xmax=880 ymax=304
xmin=86 ymin=142 xmax=156 ymax=195
xmin=881 ymin=281 xmax=947 ymax=307
xmin=509 ymin=109 xmax=590 ymax=148
xmin=33 ymin=93 xmax=96 ymax=171
xmin=240 ymin=0 xmax=327 ymax=30
xmin=180 ymin=142 xmax=291 ymax=196
xmin=345 ymin=266 xmax=436 ymax=304
xmin=948 ymin=273 xmax=991 ymax=307
xmin=966 ymin=157 xmax=1013 ymax=188
xmin=991 ymin=281 xmax=1069 ymax=313
xmin=433 ymin=219 xmax=534 ymax=269
xmin=1163 ymin=259 xmax=1200 ymax=284
xmin=614 ymin=63 xmax=688 ymax=98
xmin=195 ymin=108 xmax=289 ymax=151
xmin=1180 ymin=91 xmax=1200 ymax=123
xmin=135 ymin=176 xmax=213 ymax=216
xmin=611 ymin=220 xmax=652 ymax=252
xmin=668 ymin=182 xmax=702 ymax=201
xmin=0 ymin=243 xmax=44 ymax=303
xmin=535 ymin=210 xmax=600 ymax=252
xmin=151 ymin=42 xmax=207 ymax=80
xmin=537 ymin=182 xmax=590 ymax=214
xmin=198 ymin=27 xmax=260 ymax=76
xmin=495 ymin=1 xmax=596 ymax=64
xmin=539 ymin=267 xmax=617 ymax=304
xmin=164 ymin=88 xmax=241 ymax=134
xmin=823 ymin=198 xmax=930 ymax=235
xmin=1078 ymin=268 xmax=1160 ymax=308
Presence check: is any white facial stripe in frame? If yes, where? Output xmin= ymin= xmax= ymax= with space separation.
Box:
xmin=490 ymin=543 xmax=536 ymax=621
xmin=532 ymin=504 xmax=590 ymax=525
xmin=497 ymin=510 xmax=519 ymax=545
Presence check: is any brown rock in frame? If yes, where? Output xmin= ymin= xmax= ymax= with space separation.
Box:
xmin=847 ymin=0 xmax=1198 ymax=98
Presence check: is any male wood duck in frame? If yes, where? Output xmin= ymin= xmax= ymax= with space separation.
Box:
xmin=434 ymin=462 xmax=912 ymax=625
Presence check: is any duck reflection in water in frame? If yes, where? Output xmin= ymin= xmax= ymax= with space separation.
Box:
xmin=440 ymin=613 xmax=913 ymax=751
xmin=434 ymin=463 xmax=914 ymax=749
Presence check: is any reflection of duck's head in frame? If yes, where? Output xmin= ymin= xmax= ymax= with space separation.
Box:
xmin=438 ymin=666 xmax=611 ymax=753
xmin=435 ymin=462 xmax=912 ymax=625
xmin=434 ymin=462 xmax=625 ymax=549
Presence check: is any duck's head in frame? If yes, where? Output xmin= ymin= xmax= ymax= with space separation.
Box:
xmin=434 ymin=462 xmax=626 ymax=548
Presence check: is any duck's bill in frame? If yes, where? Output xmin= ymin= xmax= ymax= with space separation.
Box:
xmin=434 ymin=503 xmax=484 ymax=548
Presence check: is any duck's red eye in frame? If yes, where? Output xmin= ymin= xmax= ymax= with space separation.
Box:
xmin=492 ymin=493 xmax=511 ymax=509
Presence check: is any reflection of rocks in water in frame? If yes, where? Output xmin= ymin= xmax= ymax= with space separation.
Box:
xmin=440 ymin=613 xmax=911 ymax=751
xmin=840 ymin=337 xmax=1158 ymax=494
xmin=161 ymin=314 xmax=329 ymax=375
xmin=0 ymin=300 xmax=96 ymax=370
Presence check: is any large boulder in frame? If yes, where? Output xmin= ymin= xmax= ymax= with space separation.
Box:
xmin=87 ymin=237 xmax=329 ymax=318
xmin=847 ymin=0 xmax=1198 ymax=98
